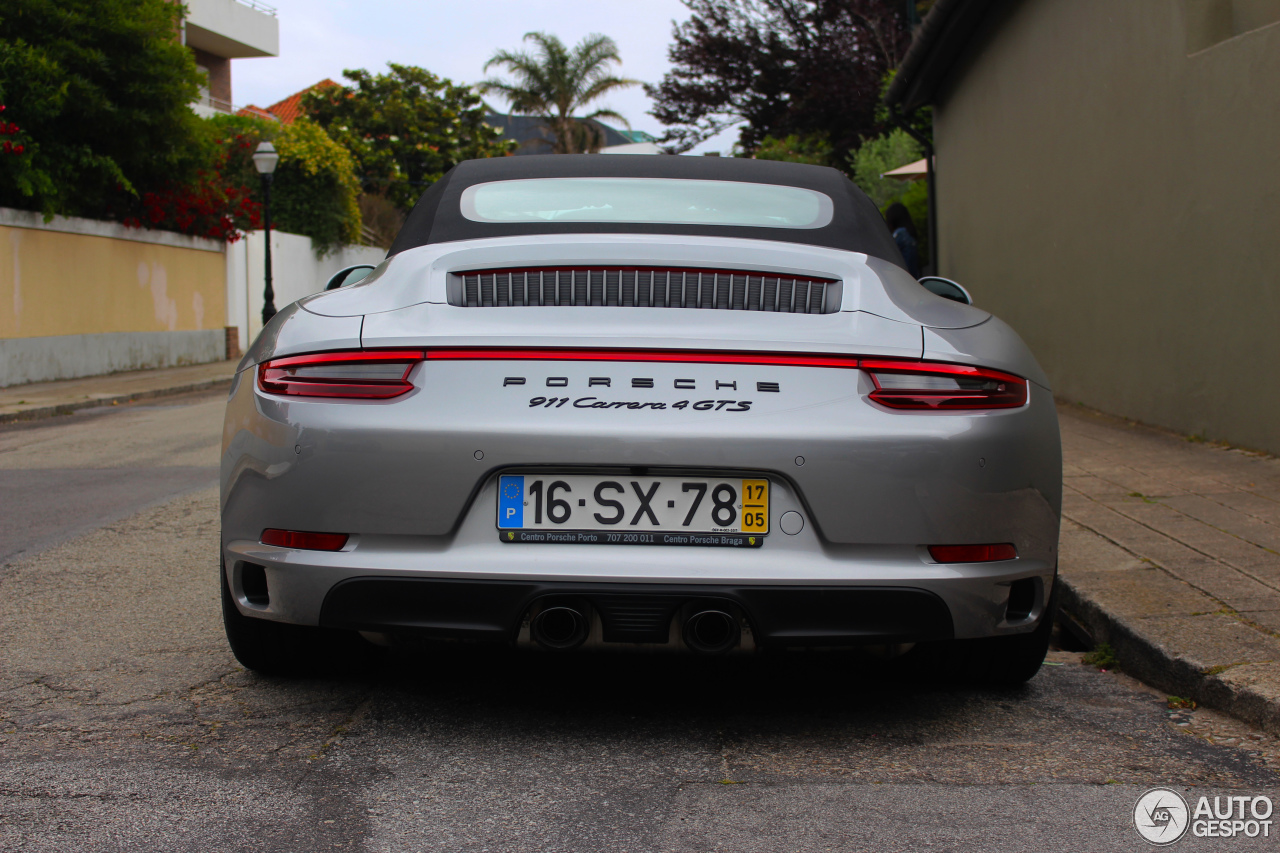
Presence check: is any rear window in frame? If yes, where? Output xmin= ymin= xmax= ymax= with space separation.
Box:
xmin=459 ymin=178 xmax=834 ymax=230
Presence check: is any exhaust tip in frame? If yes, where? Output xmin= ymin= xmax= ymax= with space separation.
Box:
xmin=530 ymin=605 xmax=590 ymax=650
xmin=683 ymin=610 xmax=740 ymax=654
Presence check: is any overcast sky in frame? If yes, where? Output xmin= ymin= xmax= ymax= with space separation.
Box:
xmin=232 ymin=0 xmax=741 ymax=154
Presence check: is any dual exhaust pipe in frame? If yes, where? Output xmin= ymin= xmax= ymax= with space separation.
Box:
xmin=529 ymin=605 xmax=591 ymax=650
xmin=529 ymin=603 xmax=741 ymax=654
xmin=682 ymin=609 xmax=740 ymax=654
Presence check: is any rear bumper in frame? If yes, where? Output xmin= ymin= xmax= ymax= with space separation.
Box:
xmin=317 ymin=578 xmax=955 ymax=647
xmin=222 ymin=527 xmax=1055 ymax=641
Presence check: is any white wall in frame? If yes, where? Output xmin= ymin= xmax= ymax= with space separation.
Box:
xmin=184 ymin=0 xmax=280 ymax=58
xmin=226 ymin=230 xmax=385 ymax=351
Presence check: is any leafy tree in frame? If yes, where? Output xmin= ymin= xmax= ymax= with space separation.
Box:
xmin=478 ymin=32 xmax=639 ymax=154
xmin=848 ymin=127 xmax=921 ymax=209
xmin=271 ymin=118 xmax=363 ymax=254
xmin=750 ymin=133 xmax=833 ymax=166
xmin=304 ymin=64 xmax=515 ymax=213
xmin=357 ymin=192 xmax=405 ymax=250
xmin=193 ymin=114 xmax=363 ymax=255
xmin=647 ymin=0 xmax=910 ymax=159
xmin=0 ymin=0 xmax=206 ymax=218
xmin=123 ymin=122 xmax=262 ymax=243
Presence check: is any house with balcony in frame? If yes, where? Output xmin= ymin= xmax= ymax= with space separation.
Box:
xmin=181 ymin=0 xmax=280 ymax=117
xmin=884 ymin=0 xmax=1280 ymax=453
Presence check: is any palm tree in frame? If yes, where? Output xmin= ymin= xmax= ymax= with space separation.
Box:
xmin=479 ymin=32 xmax=639 ymax=154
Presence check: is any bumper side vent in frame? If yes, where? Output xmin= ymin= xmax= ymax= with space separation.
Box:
xmin=1005 ymin=578 xmax=1036 ymax=622
xmin=450 ymin=267 xmax=840 ymax=314
xmin=240 ymin=562 xmax=270 ymax=607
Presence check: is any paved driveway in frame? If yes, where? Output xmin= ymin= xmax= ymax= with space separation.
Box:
xmin=1 ymin=391 xmax=1278 ymax=851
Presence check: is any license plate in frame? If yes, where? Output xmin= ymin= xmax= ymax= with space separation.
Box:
xmin=497 ymin=474 xmax=769 ymax=545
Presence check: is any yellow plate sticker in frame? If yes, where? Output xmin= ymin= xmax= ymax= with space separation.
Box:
xmin=741 ymin=479 xmax=769 ymax=533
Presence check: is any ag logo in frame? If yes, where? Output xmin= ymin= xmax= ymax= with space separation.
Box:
xmin=748 ymin=537 xmax=756 ymax=545
xmin=507 ymin=531 xmax=515 ymax=541
xmin=1134 ymin=788 xmax=1190 ymax=845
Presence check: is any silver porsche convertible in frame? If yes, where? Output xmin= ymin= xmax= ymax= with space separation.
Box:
xmin=220 ymin=155 xmax=1061 ymax=682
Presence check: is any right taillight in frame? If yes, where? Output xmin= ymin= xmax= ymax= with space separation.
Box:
xmin=861 ymin=360 xmax=1027 ymax=410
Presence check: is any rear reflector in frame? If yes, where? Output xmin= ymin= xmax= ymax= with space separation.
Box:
xmin=258 ymin=350 xmax=424 ymax=399
xmin=261 ymin=529 xmax=349 ymax=551
xmin=928 ymin=544 xmax=1018 ymax=563
xmin=861 ymin=359 xmax=1027 ymax=410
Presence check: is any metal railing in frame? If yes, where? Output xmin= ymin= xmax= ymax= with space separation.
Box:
xmin=234 ymin=0 xmax=278 ymax=16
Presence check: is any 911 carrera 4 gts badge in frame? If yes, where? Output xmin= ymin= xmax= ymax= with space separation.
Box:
xmin=528 ymin=396 xmax=753 ymax=411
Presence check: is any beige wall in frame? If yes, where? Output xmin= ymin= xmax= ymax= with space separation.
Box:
xmin=933 ymin=0 xmax=1280 ymax=452
xmin=0 ymin=222 xmax=226 ymax=340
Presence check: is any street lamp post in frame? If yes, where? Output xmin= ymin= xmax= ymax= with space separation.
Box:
xmin=251 ymin=141 xmax=280 ymax=325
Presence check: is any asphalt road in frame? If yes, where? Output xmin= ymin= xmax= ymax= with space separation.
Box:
xmin=0 ymin=395 xmax=220 ymax=563
xmin=2 ymin=390 xmax=1278 ymax=852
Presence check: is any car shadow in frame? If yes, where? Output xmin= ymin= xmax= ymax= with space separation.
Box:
xmin=345 ymin=643 xmax=1039 ymax=737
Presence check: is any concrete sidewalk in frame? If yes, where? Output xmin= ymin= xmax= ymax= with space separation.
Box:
xmin=0 ymin=360 xmax=237 ymax=423
xmin=1057 ymin=402 xmax=1280 ymax=734
xmin=3 ymin=361 xmax=1279 ymax=732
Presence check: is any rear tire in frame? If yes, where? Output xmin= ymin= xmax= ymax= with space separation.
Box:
xmin=220 ymin=557 xmax=379 ymax=676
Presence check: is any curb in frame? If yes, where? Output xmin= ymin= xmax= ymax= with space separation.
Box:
xmin=1057 ymin=576 xmax=1280 ymax=736
xmin=0 ymin=377 xmax=233 ymax=425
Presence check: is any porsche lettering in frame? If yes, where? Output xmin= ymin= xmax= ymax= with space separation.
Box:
xmin=502 ymin=376 xmax=782 ymax=391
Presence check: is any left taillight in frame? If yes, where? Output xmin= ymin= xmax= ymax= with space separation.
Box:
xmin=257 ymin=350 xmax=424 ymax=399
xmin=861 ymin=360 xmax=1027 ymax=410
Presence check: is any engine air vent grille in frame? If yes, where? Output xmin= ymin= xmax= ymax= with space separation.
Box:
xmin=451 ymin=267 xmax=839 ymax=314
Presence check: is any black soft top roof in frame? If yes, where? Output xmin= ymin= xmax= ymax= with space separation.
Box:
xmin=387 ymin=155 xmax=907 ymax=269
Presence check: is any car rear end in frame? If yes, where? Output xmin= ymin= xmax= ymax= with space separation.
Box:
xmin=219 ymin=157 xmax=1061 ymax=679
xmin=221 ymin=250 xmax=1059 ymax=660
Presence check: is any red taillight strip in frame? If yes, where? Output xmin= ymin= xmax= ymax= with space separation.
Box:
xmin=262 ymin=350 xmax=426 ymax=369
xmin=258 ymin=350 xmax=425 ymax=399
xmin=425 ymin=348 xmax=862 ymax=369
xmin=859 ymin=359 xmax=1023 ymax=382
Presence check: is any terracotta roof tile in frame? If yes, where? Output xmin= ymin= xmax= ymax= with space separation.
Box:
xmin=237 ymin=79 xmax=342 ymax=125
